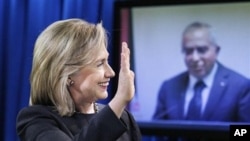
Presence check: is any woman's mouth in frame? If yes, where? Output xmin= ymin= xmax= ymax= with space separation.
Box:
xmin=98 ymin=82 xmax=109 ymax=89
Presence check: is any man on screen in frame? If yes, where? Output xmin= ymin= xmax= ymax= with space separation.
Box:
xmin=153 ymin=21 xmax=250 ymax=122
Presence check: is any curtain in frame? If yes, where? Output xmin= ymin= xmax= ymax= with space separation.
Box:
xmin=0 ymin=0 xmax=116 ymax=141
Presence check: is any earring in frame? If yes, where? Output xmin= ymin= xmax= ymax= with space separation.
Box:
xmin=69 ymin=80 xmax=74 ymax=86
xmin=67 ymin=78 xmax=74 ymax=86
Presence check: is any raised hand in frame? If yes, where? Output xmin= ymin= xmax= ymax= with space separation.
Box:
xmin=109 ymin=42 xmax=135 ymax=117
xmin=117 ymin=42 xmax=135 ymax=102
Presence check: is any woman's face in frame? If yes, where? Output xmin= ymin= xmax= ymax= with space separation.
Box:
xmin=69 ymin=45 xmax=115 ymax=104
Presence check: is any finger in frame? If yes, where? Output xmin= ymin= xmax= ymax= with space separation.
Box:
xmin=121 ymin=42 xmax=130 ymax=71
xmin=122 ymin=42 xmax=130 ymax=56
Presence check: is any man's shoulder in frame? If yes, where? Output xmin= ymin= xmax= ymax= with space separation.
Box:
xmin=218 ymin=64 xmax=249 ymax=81
xmin=162 ymin=71 xmax=189 ymax=85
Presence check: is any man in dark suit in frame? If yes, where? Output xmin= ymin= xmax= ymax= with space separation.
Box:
xmin=153 ymin=21 xmax=250 ymax=121
xmin=152 ymin=21 xmax=250 ymax=140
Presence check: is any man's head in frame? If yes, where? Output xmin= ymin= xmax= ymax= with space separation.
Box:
xmin=182 ymin=22 xmax=220 ymax=79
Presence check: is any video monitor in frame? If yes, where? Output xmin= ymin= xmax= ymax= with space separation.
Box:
xmin=113 ymin=0 xmax=250 ymax=139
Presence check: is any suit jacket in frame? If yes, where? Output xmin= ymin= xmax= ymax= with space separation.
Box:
xmin=153 ymin=63 xmax=250 ymax=122
xmin=16 ymin=104 xmax=141 ymax=141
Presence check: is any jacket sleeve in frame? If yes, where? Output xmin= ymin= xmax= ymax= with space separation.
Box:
xmin=126 ymin=110 xmax=142 ymax=141
xmin=120 ymin=109 xmax=142 ymax=141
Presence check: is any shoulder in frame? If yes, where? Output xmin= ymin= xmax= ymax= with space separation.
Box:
xmin=218 ymin=64 xmax=249 ymax=82
xmin=216 ymin=64 xmax=250 ymax=92
xmin=17 ymin=105 xmax=58 ymax=120
xmin=16 ymin=105 xmax=60 ymax=134
xmin=161 ymin=71 xmax=189 ymax=86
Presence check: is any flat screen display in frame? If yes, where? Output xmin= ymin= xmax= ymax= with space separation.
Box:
xmin=113 ymin=1 xmax=250 ymax=138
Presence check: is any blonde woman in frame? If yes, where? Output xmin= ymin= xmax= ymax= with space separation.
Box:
xmin=16 ymin=18 xmax=141 ymax=141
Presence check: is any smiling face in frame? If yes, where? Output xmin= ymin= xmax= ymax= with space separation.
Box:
xmin=68 ymin=45 xmax=115 ymax=106
xmin=182 ymin=28 xmax=219 ymax=79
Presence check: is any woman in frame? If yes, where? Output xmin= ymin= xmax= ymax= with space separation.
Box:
xmin=16 ymin=18 xmax=141 ymax=141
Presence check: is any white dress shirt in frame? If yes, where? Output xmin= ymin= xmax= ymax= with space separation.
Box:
xmin=183 ymin=63 xmax=218 ymax=117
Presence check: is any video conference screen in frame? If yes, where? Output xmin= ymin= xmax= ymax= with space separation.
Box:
xmin=113 ymin=0 xmax=250 ymax=125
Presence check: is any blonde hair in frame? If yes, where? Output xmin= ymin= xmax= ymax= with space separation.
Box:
xmin=30 ymin=18 xmax=107 ymax=116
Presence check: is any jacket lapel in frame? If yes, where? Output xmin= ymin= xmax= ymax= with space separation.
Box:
xmin=178 ymin=73 xmax=189 ymax=120
xmin=202 ymin=64 xmax=229 ymax=120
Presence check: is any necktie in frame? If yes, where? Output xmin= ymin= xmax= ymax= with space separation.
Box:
xmin=186 ymin=80 xmax=206 ymax=120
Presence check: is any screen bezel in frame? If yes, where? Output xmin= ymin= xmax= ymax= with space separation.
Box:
xmin=113 ymin=0 xmax=250 ymax=138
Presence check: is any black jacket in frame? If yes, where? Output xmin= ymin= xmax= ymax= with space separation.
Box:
xmin=16 ymin=104 xmax=141 ymax=141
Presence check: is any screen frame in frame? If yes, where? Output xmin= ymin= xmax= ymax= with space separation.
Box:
xmin=113 ymin=0 xmax=250 ymax=139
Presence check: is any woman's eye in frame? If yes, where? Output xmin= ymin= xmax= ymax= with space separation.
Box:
xmin=97 ymin=61 xmax=104 ymax=67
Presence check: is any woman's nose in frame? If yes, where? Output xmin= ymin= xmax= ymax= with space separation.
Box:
xmin=105 ymin=64 xmax=115 ymax=78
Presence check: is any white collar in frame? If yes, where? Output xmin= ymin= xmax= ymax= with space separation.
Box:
xmin=189 ymin=62 xmax=218 ymax=88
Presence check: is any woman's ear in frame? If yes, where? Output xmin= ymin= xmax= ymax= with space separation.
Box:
xmin=67 ymin=77 xmax=74 ymax=86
